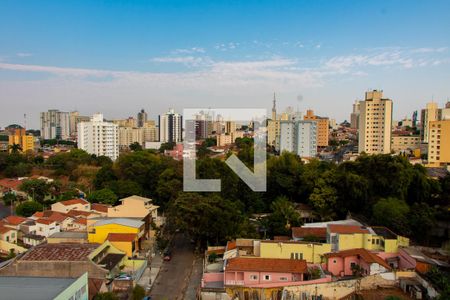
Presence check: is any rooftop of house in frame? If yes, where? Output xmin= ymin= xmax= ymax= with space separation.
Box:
xmin=2 ymin=215 xmax=27 ymax=225
xmin=67 ymin=210 xmax=92 ymax=217
xmin=302 ymin=219 xmax=363 ymax=228
xmin=0 ymin=225 xmax=14 ymax=234
xmin=91 ymin=218 xmax=144 ymax=229
xmin=48 ymin=231 xmax=88 ymax=239
xmin=35 ymin=218 xmax=57 ymax=225
xmin=371 ymin=226 xmax=398 ymax=239
xmin=91 ymin=203 xmax=109 ymax=213
xmin=292 ymin=227 xmax=327 ymax=239
xmin=0 ymin=178 xmax=22 ymax=190
xmin=98 ymin=253 xmax=125 ymax=271
xmin=325 ymin=248 xmax=391 ymax=270
xmin=20 ymin=243 xmax=99 ymax=261
xmin=328 ymin=224 xmax=370 ymax=234
xmin=107 ymin=233 xmax=137 ymax=242
xmin=0 ymin=275 xmax=82 ymax=300
xmin=57 ymin=198 xmax=89 ymax=206
xmin=226 ymin=257 xmax=307 ymax=274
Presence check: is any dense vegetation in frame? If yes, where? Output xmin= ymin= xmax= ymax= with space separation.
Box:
xmin=1 ymin=147 xmax=449 ymax=247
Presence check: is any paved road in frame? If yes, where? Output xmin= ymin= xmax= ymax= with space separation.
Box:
xmin=150 ymin=233 xmax=195 ymax=300
xmin=184 ymin=256 xmax=203 ymax=300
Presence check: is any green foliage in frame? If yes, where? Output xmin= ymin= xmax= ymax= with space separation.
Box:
xmin=16 ymin=201 xmax=43 ymax=217
xmin=8 ymin=143 xmax=22 ymax=154
xmin=426 ymin=267 xmax=450 ymax=300
xmin=372 ymin=197 xmax=410 ymax=236
xmin=93 ymin=292 xmax=119 ymax=300
xmin=159 ymin=142 xmax=175 ymax=152
xmin=132 ymin=284 xmax=146 ymax=300
xmin=208 ymin=252 xmax=219 ymax=263
xmin=266 ymin=196 xmax=302 ymax=237
xmin=88 ymin=188 xmax=118 ymax=205
xmin=129 ymin=142 xmax=143 ymax=152
xmin=2 ymin=192 xmax=17 ymax=206
xmin=6 ymin=249 xmax=16 ymax=259
xmin=107 ymin=180 xmax=142 ymax=199
xmin=19 ymin=179 xmax=50 ymax=203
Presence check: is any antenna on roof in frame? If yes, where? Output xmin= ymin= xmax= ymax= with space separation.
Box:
xmin=24 ymin=113 xmax=27 ymax=130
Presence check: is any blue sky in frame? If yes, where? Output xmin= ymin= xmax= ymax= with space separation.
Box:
xmin=1 ymin=0 xmax=450 ymax=128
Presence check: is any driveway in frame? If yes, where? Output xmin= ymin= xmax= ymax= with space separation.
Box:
xmin=149 ymin=233 xmax=195 ymax=300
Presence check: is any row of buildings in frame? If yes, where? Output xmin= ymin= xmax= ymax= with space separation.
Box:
xmin=0 ymin=194 xmax=162 ymax=299
xmin=200 ymin=219 xmax=446 ymax=299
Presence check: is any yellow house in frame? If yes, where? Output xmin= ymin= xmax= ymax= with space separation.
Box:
xmin=328 ymin=225 xmax=409 ymax=254
xmin=8 ymin=129 xmax=34 ymax=153
xmin=87 ymin=218 xmax=145 ymax=257
xmin=259 ymin=240 xmax=332 ymax=263
xmin=106 ymin=233 xmax=138 ymax=257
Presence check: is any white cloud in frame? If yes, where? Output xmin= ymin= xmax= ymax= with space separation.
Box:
xmin=16 ymin=52 xmax=33 ymax=57
xmin=172 ymin=47 xmax=205 ymax=54
xmin=150 ymin=56 xmax=212 ymax=67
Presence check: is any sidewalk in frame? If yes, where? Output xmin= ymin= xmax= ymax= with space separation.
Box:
xmin=137 ymin=253 xmax=163 ymax=291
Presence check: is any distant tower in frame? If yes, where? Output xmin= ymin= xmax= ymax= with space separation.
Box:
xmin=137 ymin=109 xmax=148 ymax=128
xmin=272 ymin=93 xmax=277 ymax=120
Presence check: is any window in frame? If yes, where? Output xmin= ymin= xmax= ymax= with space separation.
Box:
xmin=264 ymin=275 xmax=271 ymax=281
xmin=333 ymin=259 xmax=337 ymax=264
xmin=350 ymin=262 xmax=356 ymax=268
xmin=280 ymin=277 xmax=288 ymax=281
xmin=250 ymin=275 xmax=258 ymax=281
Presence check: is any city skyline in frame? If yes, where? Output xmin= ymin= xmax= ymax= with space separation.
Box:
xmin=1 ymin=0 xmax=450 ymax=128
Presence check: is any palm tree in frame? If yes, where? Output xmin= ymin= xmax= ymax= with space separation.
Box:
xmin=8 ymin=143 xmax=22 ymax=154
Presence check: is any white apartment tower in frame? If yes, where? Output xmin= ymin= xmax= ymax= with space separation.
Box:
xmin=77 ymin=113 xmax=119 ymax=160
xmin=159 ymin=109 xmax=182 ymax=143
xmin=40 ymin=109 xmax=71 ymax=140
xmin=279 ymin=120 xmax=317 ymax=158
xmin=358 ymin=90 xmax=393 ymax=154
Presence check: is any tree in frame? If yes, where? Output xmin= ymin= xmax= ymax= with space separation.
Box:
xmin=308 ymin=172 xmax=338 ymax=221
xmin=20 ymin=179 xmax=50 ymax=203
xmin=132 ymin=284 xmax=145 ymax=300
xmin=16 ymin=201 xmax=43 ymax=217
xmin=159 ymin=142 xmax=175 ymax=152
xmin=8 ymin=143 xmax=22 ymax=154
xmin=266 ymin=196 xmax=302 ymax=237
xmin=2 ymin=192 xmax=17 ymax=206
xmin=88 ymin=188 xmax=118 ymax=205
xmin=408 ymin=202 xmax=436 ymax=244
xmin=107 ymin=180 xmax=142 ymax=199
xmin=93 ymin=292 xmax=119 ymax=300
xmin=372 ymin=197 xmax=410 ymax=236
xmin=129 ymin=142 xmax=143 ymax=152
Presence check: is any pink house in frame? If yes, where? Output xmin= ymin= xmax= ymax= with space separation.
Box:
xmin=325 ymin=248 xmax=391 ymax=277
xmin=224 ymin=257 xmax=307 ymax=286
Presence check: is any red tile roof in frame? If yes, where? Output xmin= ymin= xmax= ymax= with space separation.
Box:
xmin=35 ymin=218 xmax=56 ymax=225
xmin=20 ymin=243 xmax=99 ymax=261
xmin=226 ymin=240 xmax=237 ymax=251
xmin=107 ymin=233 xmax=137 ymax=242
xmin=3 ymin=215 xmax=27 ymax=225
xmin=74 ymin=218 xmax=87 ymax=225
xmin=226 ymin=257 xmax=307 ymax=273
xmin=0 ymin=225 xmax=14 ymax=234
xmin=67 ymin=210 xmax=92 ymax=217
xmin=58 ymin=198 xmax=89 ymax=206
xmin=328 ymin=225 xmax=370 ymax=234
xmin=292 ymin=227 xmax=327 ymax=239
xmin=325 ymin=248 xmax=391 ymax=270
xmin=32 ymin=212 xmax=44 ymax=218
xmin=91 ymin=203 xmax=109 ymax=213
xmin=0 ymin=178 xmax=22 ymax=190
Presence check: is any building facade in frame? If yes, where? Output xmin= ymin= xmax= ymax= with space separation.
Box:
xmin=358 ymin=90 xmax=393 ymax=154
xmin=8 ymin=128 xmax=34 ymax=152
xmin=137 ymin=109 xmax=147 ymax=127
xmin=428 ymin=120 xmax=450 ymax=167
xmin=420 ymin=102 xmax=441 ymax=143
xmin=304 ymin=109 xmax=329 ymax=148
xmin=77 ymin=114 xmax=119 ymax=160
xmin=279 ymin=120 xmax=317 ymax=157
xmin=391 ymin=135 xmax=421 ymax=153
xmin=350 ymin=100 xmax=360 ymax=129
xmin=159 ymin=109 xmax=182 ymax=143
xmin=40 ymin=109 xmax=71 ymax=140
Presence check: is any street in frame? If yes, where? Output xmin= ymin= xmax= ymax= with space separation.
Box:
xmin=149 ymin=233 xmax=196 ymax=300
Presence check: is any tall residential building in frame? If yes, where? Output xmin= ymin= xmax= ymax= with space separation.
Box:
xmin=8 ymin=128 xmax=34 ymax=153
xmin=267 ymin=94 xmax=291 ymax=148
xmin=350 ymin=100 xmax=361 ymax=129
xmin=69 ymin=111 xmax=90 ymax=141
xmin=420 ymin=102 xmax=441 ymax=143
xmin=279 ymin=120 xmax=317 ymax=158
xmin=304 ymin=109 xmax=329 ymax=148
xmin=358 ymin=90 xmax=393 ymax=154
xmin=143 ymin=120 xmax=159 ymax=142
xmin=112 ymin=117 xmax=136 ymax=128
xmin=159 ymin=109 xmax=182 ymax=143
xmin=77 ymin=114 xmax=119 ymax=160
xmin=40 ymin=110 xmax=70 ymax=140
xmin=428 ymin=120 xmax=450 ymax=167
xmin=137 ymin=109 xmax=148 ymax=128
xmin=441 ymin=101 xmax=450 ymax=120
xmin=118 ymin=127 xmax=144 ymax=149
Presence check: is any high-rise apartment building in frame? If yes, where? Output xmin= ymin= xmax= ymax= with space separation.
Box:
xmin=40 ymin=110 xmax=71 ymax=140
xmin=428 ymin=120 xmax=450 ymax=167
xmin=137 ymin=109 xmax=148 ymax=128
xmin=267 ymin=94 xmax=291 ymax=148
xmin=279 ymin=120 xmax=317 ymax=158
xmin=420 ymin=102 xmax=441 ymax=143
xmin=159 ymin=109 xmax=182 ymax=143
xmin=8 ymin=128 xmax=34 ymax=153
xmin=304 ymin=109 xmax=329 ymax=148
xmin=77 ymin=114 xmax=119 ymax=160
xmin=358 ymin=90 xmax=393 ymax=154
xmin=118 ymin=127 xmax=144 ymax=149
xmin=350 ymin=100 xmax=361 ymax=129
xmin=143 ymin=120 xmax=159 ymax=142
xmin=69 ymin=111 xmax=90 ymax=141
